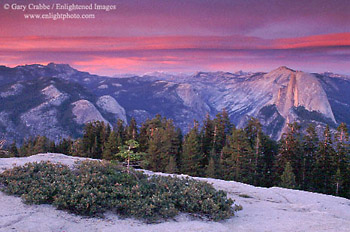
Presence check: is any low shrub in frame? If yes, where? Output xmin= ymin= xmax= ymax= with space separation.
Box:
xmin=0 ymin=161 xmax=238 ymax=222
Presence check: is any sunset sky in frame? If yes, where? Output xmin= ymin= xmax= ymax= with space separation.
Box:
xmin=0 ymin=0 xmax=349 ymax=75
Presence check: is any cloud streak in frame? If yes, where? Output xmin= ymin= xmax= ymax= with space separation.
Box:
xmin=0 ymin=33 xmax=349 ymax=75
xmin=1 ymin=33 xmax=349 ymax=51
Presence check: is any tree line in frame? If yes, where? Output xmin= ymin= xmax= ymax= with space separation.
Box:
xmin=5 ymin=109 xmax=350 ymax=199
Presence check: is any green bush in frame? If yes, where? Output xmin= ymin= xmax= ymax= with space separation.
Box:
xmin=0 ymin=161 xmax=238 ymax=222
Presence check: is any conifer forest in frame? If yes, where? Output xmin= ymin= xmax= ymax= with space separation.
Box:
xmin=5 ymin=109 xmax=350 ymax=199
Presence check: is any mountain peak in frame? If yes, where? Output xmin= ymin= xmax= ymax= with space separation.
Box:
xmin=274 ymin=66 xmax=295 ymax=72
xmin=264 ymin=66 xmax=296 ymax=83
xmin=47 ymin=63 xmax=76 ymax=71
xmin=15 ymin=63 xmax=77 ymax=73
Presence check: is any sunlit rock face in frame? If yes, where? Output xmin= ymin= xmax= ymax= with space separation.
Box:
xmin=270 ymin=67 xmax=335 ymax=123
xmin=96 ymin=95 xmax=127 ymax=123
xmin=72 ymin=99 xmax=110 ymax=125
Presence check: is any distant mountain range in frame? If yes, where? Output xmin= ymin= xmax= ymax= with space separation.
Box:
xmin=0 ymin=63 xmax=349 ymax=143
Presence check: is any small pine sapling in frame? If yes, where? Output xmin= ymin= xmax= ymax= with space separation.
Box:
xmin=115 ymin=139 xmax=144 ymax=173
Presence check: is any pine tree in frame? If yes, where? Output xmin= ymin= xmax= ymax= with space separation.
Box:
xmin=346 ymin=162 xmax=350 ymax=199
xmin=221 ymin=128 xmax=253 ymax=183
xmin=244 ymin=117 xmax=278 ymax=187
xmin=334 ymin=123 xmax=349 ymax=196
xmin=220 ymin=108 xmax=233 ymax=135
xmin=33 ymin=136 xmax=49 ymax=154
xmin=18 ymin=140 xmax=28 ymax=157
xmin=302 ymin=124 xmax=319 ymax=190
xmin=205 ymin=156 xmax=216 ymax=178
xmin=334 ymin=168 xmax=343 ymax=196
xmin=280 ymin=162 xmax=296 ymax=189
xmin=259 ymin=134 xmax=278 ymax=187
xmin=244 ymin=117 xmax=262 ymax=185
xmin=138 ymin=115 xmax=163 ymax=152
xmin=102 ymin=131 xmax=119 ymax=160
xmin=314 ymin=125 xmax=336 ymax=194
xmin=71 ymin=138 xmax=84 ymax=157
xmin=91 ymin=137 xmax=101 ymax=159
xmin=277 ymin=122 xmax=303 ymax=187
xmin=165 ymin=156 xmax=178 ymax=174
xmin=80 ymin=121 xmax=110 ymax=158
xmin=181 ymin=123 xmax=201 ymax=176
xmin=24 ymin=138 xmax=35 ymax=156
xmin=48 ymin=141 xmax=56 ymax=153
xmin=8 ymin=141 xmax=19 ymax=157
xmin=140 ymin=116 xmax=181 ymax=172
xmin=145 ymin=129 xmax=164 ymax=171
xmin=56 ymin=138 xmax=73 ymax=155
xmin=115 ymin=140 xmax=143 ymax=173
xmin=99 ymin=122 xmax=108 ymax=150
xmin=82 ymin=122 xmax=96 ymax=157
xmin=115 ymin=119 xmax=126 ymax=143
xmin=126 ymin=117 xmax=138 ymax=140
xmin=138 ymin=122 xmax=149 ymax=152
xmin=200 ymin=114 xmax=214 ymax=168
xmin=212 ymin=109 xmax=232 ymax=153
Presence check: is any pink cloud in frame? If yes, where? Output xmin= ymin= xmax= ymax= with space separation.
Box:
xmin=0 ymin=33 xmax=349 ymax=75
xmin=275 ymin=33 xmax=350 ymax=49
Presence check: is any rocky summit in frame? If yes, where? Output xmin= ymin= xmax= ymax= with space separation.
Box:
xmin=0 ymin=63 xmax=349 ymax=142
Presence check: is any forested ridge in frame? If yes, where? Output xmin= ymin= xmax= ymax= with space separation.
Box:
xmin=4 ymin=109 xmax=350 ymax=199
